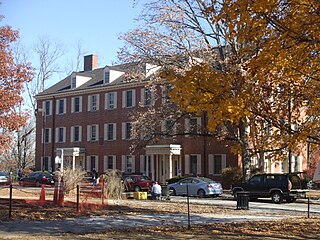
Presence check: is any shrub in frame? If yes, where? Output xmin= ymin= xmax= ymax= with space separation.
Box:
xmin=62 ymin=167 xmax=86 ymax=194
xmin=101 ymin=169 xmax=125 ymax=199
xmin=221 ymin=167 xmax=243 ymax=190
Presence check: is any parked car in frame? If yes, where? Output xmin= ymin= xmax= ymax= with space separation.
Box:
xmin=231 ymin=173 xmax=307 ymax=203
xmin=19 ymin=171 xmax=55 ymax=187
xmin=167 ymin=177 xmax=223 ymax=198
xmin=122 ymin=174 xmax=153 ymax=192
xmin=0 ymin=172 xmax=11 ymax=185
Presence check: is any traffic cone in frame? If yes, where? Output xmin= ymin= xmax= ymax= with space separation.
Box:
xmin=39 ymin=184 xmax=46 ymax=204
xmin=57 ymin=182 xmax=64 ymax=207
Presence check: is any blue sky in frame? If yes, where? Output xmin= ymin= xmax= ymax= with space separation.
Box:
xmin=1 ymin=0 xmax=144 ymax=80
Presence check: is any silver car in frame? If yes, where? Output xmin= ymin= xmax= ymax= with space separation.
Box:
xmin=167 ymin=177 xmax=223 ymax=198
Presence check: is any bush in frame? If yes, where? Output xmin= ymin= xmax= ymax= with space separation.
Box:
xmin=221 ymin=167 xmax=243 ymax=190
xmin=101 ymin=169 xmax=125 ymax=199
xmin=62 ymin=167 xmax=86 ymax=194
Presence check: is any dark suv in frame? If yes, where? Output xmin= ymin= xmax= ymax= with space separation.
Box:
xmin=231 ymin=173 xmax=307 ymax=203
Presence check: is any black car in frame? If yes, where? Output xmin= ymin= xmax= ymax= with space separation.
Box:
xmin=231 ymin=173 xmax=307 ymax=203
xmin=19 ymin=172 xmax=55 ymax=187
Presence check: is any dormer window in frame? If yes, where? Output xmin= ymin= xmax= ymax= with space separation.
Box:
xmin=104 ymin=71 xmax=110 ymax=84
xmin=71 ymin=77 xmax=76 ymax=89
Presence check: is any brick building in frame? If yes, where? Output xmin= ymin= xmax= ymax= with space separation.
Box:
xmin=35 ymin=54 xmax=307 ymax=183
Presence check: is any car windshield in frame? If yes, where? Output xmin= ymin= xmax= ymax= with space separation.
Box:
xmin=0 ymin=172 xmax=8 ymax=177
xmin=201 ymin=177 xmax=216 ymax=183
xmin=140 ymin=176 xmax=151 ymax=181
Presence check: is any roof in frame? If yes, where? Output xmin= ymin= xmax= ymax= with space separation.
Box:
xmin=35 ymin=61 xmax=154 ymax=99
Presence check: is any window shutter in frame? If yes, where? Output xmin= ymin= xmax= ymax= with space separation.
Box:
xmin=297 ymin=156 xmax=302 ymax=172
xmin=87 ymin=125 xmax=90 ymax=141
xmin=48 ymin=128 xmax=52 ymax=143
xmin=197 ymin=117 xmax=201 ymax=133
xmin=222 ymin=154 xmax=227 ymax=170
xmin=105 ymin=93 xmax=108 ymax=109
xmin=96 ymin=94 xmax=100 ymax=111
xmin=132 ymin=89 xmax=136 ymax=107
xmin=196 ymin=154 xmax=201 ymax=175
xmin=88 ymin=96 xmax=91 ymax=111
xmin=185 ymin=118 xmax=190 ymax=135
xmin=71 ymin=98 xmax=75 ymax=113
xmin=114 ymin=92 xmax=117 ymax=109
xmin=208 ymin=154 xmax=213 ymax=175
xmin=104 ymin=124 xmax=107 ymax=140
xmin=95 ymin=157 xmax=99 ymax=172
xmin=71 ymin=126 xmax=74 ymax=142
xmin=86 ymin=156 xmax=91 ymax=172
xmin=113 ymin=123 xmax=117 ymax=140
xmin=55 ymin=128 xmax=58 ymax=143
xmin=79 ymin=96 xmax=82 ymax=112
xmin=63 ymin=127 xmax=66 ymax=142
xmin=47 ymin=157 xmax=52 ymax=172
xmin=122 ymin=91 xmax=125 ymax=108
xmin=63 ymin=99 xmax=66 ymax=113
xmin=79 ymin=126 xmax=82 ymax=142
xmin=141 ymin=88 xmax=145 ymax=106
xmin=56 ymin=99 xmax=59 ymax=114
xmin=113 ymin=156 xmax=116 ymax=169
xmin=121 ymin=155 xmax=125 ymax=172
xmin=103 ymin=156 xmax=108 ymax=172
xmin=185 ymin=155 xmax=190 ymax=175
xmin=132 ymin=155 xmax=136 ymax=173
xmin=122 ymin=123 xmax=125 ymax=139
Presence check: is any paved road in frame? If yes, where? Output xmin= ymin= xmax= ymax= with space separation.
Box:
xmin=0 ymin=211 xmax=285 ymax=237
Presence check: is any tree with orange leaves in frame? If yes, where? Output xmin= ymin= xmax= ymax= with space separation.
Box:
xmin=0 ymin=18 xmax=33 ymax=152
xmin=121 ymin=0 xmax=319 ymax=177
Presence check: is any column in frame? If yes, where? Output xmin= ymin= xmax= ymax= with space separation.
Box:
xmin=169 ymin=153 xmax=173 ymax=180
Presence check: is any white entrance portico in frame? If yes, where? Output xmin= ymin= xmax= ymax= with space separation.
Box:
xmin=55 ymin=147 xmax=85 ymax=171
xmin=145 ymin=144 xmax=181 ymax=184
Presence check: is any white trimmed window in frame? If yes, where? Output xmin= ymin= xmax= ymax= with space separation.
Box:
xmin=87 ymin=124 xmax=99 ymax=141
xmin=55 ymin=127 xmax=66 ymax=143
xmin=140 ymin=88 xmax=153 ymax=107
xmin=105 ymin=92 xmax=117 ymax=110
xmin=104 ymin=123 xmax=116 ymax=141
xmin=161 ymin=119 xmax=176 ymax=136
xmin=71 ymin=96 xmax=82 ymax=113
xmin=104 ymin=71 xmax=110 ymax=84
xmin=185 ymin=117 xmax=201 ymax=135
xmin=208 ymin=154 xmax=227 ymax=175
xmin=71 ymin=126 xmax=82 ymax=142
xmin=184 ymin=154 xmax=201 ymax=175
xmin=42 ymin=128 xmax=52 ymax=143
xmin=43 ymin=100 xmax=52 ymax=116
xmin=122 ymin=155 xmax=135 ymax=173
xmin=88 ymin=94 xmax=99 ymax=112
xmin=122 ymin=89 xmax=136 ymax=108
xmin=104 ymin=155 xmax=116 ymax=172
xmin=122 ymin=122 xmax=132 ymax=140
xmin=56 ymin=98 xmax=66 ymax=115
xmin=86 ymin=155 xmax=98 ymax=172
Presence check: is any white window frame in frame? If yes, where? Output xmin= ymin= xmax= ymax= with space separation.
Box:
xmin=122 ymin=122 xmax=132 ymax=140
xmin=87 ymin=124 xmax=99 ymax=142
xmin=121 ymin=155 xmax=135 ymax=173
xmin=104 ymin=123 xmax=116 ymax=141
xmin=122 ymin=89 xmax=136 ymax=108
xmin=56 ymin=98 xmax=66 ymax=115
xmin=42 ymin=128 xmax=52 ymax=144
xmin=105 ymin=92 xmax=117 ymax=110
xmin=86 ymin=155 xmax=99 ymax=172
xmin=71 ymin=96 xmax=82 ymax=113
xmin=185 ymin=117 xmax=201 ymax=136
xmin=71 ymin=125 xmax=82 ymax=142
xmin=88 ymin=94 xmax=100 ymax=112
xmin=140 ymin=88 xmax=153 ymax=107
xmin=43 ymin=100 xmax=52 ymax=116
xmin=208 ymin=154 xmax=227 ymax=176
xmin=55 ymin=127 xmax=66 ymax=143
xmin=184 ymin=154 xmax=201 ymax=175
xmin=104 ymin=155 xmax=116 ymax=172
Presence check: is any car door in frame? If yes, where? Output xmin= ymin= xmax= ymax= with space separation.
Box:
xmin=247 ymin=175 xmax=265 ymax=197
xmin=175 ymin=178 xmax=193 ymax=195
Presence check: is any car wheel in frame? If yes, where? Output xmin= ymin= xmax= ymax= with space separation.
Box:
xmin=271 ymin=191 xmax=283 ymax=204
xmin=169 ymin=188 xmax=176 ymax=196
xmin=134 ymin=186 xmax=141 ymax=192
xmin=197 ymin=189 xmax=206 ymax=198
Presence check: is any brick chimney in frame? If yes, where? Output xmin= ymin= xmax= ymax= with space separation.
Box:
xmin=84 ymin=54 xmax=98 ymax=71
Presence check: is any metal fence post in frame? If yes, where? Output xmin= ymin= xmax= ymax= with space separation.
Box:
xmin=9 ymin=184 xmax=12 ymax=219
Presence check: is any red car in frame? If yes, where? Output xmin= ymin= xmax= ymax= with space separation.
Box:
xmin=123 ymin=175 xmax=153 ymax=192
